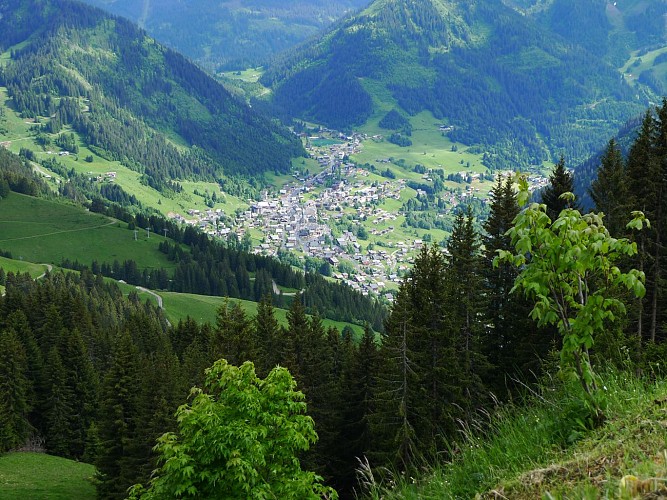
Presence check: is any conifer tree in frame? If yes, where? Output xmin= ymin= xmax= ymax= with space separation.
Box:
xmin=590 ymin=139 xmax=628 ymax=237
xmin=59 ymin=328 xmax=97 ymax=459
xmin=338 ymin=326 xmax=379 ymax=491
xmin=483 ymin=177 xmax=546 ymax=395
xmin=212 ymin=299 xmax=256 ymax=365
xmin=370 ymin=282 xmax=419 ymax=470
xmin=43 ymin=346 xmax=74 ymax=457
xmin=5 ymin=311 xmax=44 ymax=433
xmin=541 ymin=156 xmax=580 ymax=221
xmin=96 ymin=330 xmax=146 ymax=499
xmin=254 ymin=294 xmax=281 ymax=377
xmin=446 ymin=210 xmax=489 ymax=417
xmin=0 ymin=328 xmax=31 ymax=452
xmin=625 ymin=110 xmax=657 ymax=343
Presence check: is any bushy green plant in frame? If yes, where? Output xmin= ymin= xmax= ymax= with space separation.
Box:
xmin=128 ymin=360 xmax=337 ymax=499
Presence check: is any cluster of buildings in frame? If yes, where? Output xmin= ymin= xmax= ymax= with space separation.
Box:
xmin=169 ymin=133 xmax=549 ymax=298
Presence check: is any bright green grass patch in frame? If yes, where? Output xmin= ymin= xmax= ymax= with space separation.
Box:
xmin=0 ymin=452 xmax=96 ymax=500
xmin=0 ymin=192 xmax=175 ymax=270
xmin=160 ymin=291 xmax=364 ymax=337
xmin=355 ymin=110 xmax=487 ymax=175
xmin=620 ymin=46 xmax=667 ymax=86
xmin=0 ymin=256 xmax=48 ymax=278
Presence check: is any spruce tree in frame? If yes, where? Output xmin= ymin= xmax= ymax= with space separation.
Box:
xmin=483 ymin=177 xmax=547 ymax=395
xmin=541 ymin=156 xmax=580 ymax=221
xmin=254 ymin=294 xmax=281 ymax=377
xmin=212 ymin=299 xmax=256 ymax=365
xmin=96 ymin=330 xmax=145 ymax=499
xmin=446 ymin=210 xmax=489 ymax=417
xmin=589 ymin=139 xmax=629 ymax=237
xmin=370 ymin=282 xmax=420 ymax=470
xmin=0 ymin=328 xmax=31 ymax=452
xmin=59 ymin=328 xmax=97 ymax=459
xmin=43 ymin=346 xmax=74 ymax=457
xmin=625 ymin=110 xmax=657 ymax=344
xmin=338 ymin=325 xmax=379 ymax=491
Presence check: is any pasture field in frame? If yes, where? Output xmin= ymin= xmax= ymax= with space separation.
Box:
xmin=0 ymin=192 xmax=174 ymax=270
xmin=161 ymin=291 xmax=365 ymax=338
xmin=355 ymin=110 xmax=487 ymax=175
xmin=0 ymin=452 xmax=96 ymax=500
xmin=0 ymin=256 xmax=47 ymax=277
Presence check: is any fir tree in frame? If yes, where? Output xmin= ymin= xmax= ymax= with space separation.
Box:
xmin=482 ymin=177 xmax=547 ymax=395
xmin=43 ymin=346 xmax=74 ymax=457
xmin=96 ymin=330 xmax=146 ymax=499
xmin=370 ymin=282 xmax=420 ymax=470
xmin=446 ymin=210 xmax=489 ymax=417
xmin=212 ymin=299 xmax=256 ymax=365
xmin=590 ymin=139 xmax=628 ymax=237
xmin=254 ymin=294 xmax=281 ymax=377
xmin=0 ymin=328 xmax=31 ymax=452
xmin=541 ymin=156 xmax=580 ymax=221
xmin=625 ymin=110 xmax=656 ymax=344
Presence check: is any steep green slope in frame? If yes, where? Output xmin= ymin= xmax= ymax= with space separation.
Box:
xmin=78 ymin=0 xmax=369 ymax=70
xmin=0 ymin=191 xmax=174 ymax=270
xmin=0 ymin=0 xmax=304 ymax=192
xmin=366 ymin=371 xmax=667 ymax=498
xmin=263 ymin=0 xmax=646 ymax=167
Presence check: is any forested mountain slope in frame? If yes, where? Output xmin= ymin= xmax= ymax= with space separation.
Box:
xmin=0 ymin=0 xmax=304 ymax=192
xmin=78 ymin=0 xmax=370 ymax=70
xmin=262 ymin=0 xmax=648 ymax=167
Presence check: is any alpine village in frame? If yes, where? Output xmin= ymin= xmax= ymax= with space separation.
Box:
xmin=3 ymin=0 xmax=667 ymax=498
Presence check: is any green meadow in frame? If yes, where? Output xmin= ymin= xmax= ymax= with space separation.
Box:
xmin=355 ymin=110 xmax=488 ymax=175
xmin=161 ymin=291 xmax=364 ymax=337
xmin=0 ymin=192 xmax=174 ymax=270
xmin=0 ymin=452 xmax=96 ymax=500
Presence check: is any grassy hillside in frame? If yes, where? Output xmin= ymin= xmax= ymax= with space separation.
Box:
xmin=0 ymin=192 xmax=174 ymax=270
xmin=160 ymin=291 xmax=365 ymax=338
xmin=365 ymin=370 xmax=667 ymax=498
xmin=0 ymin=452 xmax=96 ymax=500
xmin=0 ymin=0 xmax=303 ymax=191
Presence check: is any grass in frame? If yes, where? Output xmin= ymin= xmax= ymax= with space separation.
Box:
xmin=0 ymin=256 xmax=48 ymax=277
xmin=0 ymin=452 xmax=96 ymax=499
xmin=160 ymin=291 xmax=364 ymax=338
xmin=362 ymin=369 xmax=667 ymax=499
xmin=0 ymin=192 xmax=175 ymax=270
xmin=354 ymin=110 xmax=487 ymax=175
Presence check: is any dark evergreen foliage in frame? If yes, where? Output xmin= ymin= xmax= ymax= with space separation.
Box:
xmin=540 ymin=156 xmax=581 ymax=221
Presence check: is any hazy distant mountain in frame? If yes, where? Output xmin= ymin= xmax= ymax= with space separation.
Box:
xmin=78 ymin=0 xmax=370 ymax=70
xmin=262 ymin=0 xmax=657 ymax=167
xmin=0 ymin=0 xmax=304 ymax=190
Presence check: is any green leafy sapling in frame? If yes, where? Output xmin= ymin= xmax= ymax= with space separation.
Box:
xmin=496 ymin=174 xmax=647 ymax=420
xmin=127 ymin=360 xmax=337 ymax=499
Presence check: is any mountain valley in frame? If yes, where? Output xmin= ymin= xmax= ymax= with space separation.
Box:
xmin=3 ymin=0 xmax=667 ymax=499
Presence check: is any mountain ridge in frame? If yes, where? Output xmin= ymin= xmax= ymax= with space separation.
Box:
xmin=0 ymin=0 xmax=304 ymax=192
xmin=262 ymin=0 xmax=647 ymax=168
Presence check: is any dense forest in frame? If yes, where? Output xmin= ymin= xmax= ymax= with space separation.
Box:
xmin=0 ymin=0 xmax=304 ymax=192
